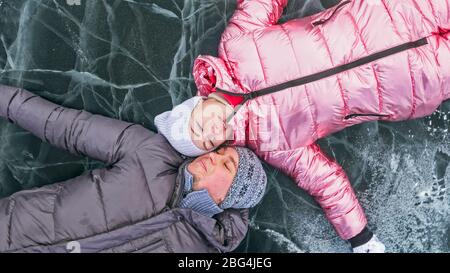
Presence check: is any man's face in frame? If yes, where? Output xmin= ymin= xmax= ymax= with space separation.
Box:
xmin=189 ymin=98 xmax=233 ymax=151
xmin=187 ymin=146 xmax=239 ymax=205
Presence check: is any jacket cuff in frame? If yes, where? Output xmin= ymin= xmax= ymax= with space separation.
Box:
xmin=348 ymin=226 xmax=373 ymax=248
xmin=0 ymin=85 xmax=21 ymax=118
xmin=331 ymin=201 xmax=368 ymax=240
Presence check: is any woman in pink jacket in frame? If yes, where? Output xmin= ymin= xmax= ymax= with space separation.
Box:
xmin=155 ymin=0 xmax=450 ymax=252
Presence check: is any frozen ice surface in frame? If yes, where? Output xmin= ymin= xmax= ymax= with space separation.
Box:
xmin=0 ymin=0 xmax=448 ymax=252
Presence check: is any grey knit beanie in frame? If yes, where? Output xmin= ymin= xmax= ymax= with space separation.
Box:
xmin=219 ymin=147 xmax=267 ymax=210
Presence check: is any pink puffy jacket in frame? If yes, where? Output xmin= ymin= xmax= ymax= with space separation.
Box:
xmin=192 ymin=0 xmax=450 ymax=240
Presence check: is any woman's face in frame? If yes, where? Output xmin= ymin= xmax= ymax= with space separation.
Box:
xmin=189 ymin=98 xmax=233 ymax=151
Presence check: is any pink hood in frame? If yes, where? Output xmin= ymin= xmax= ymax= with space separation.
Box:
xmin=193 ymin=0 xmax=450 ymax=240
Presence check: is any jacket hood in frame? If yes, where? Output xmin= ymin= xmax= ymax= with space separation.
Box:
xmin=173 ymin=208 xmax=249 ymax=252
xmin=193 ymin=55 xmax=237 ymax=96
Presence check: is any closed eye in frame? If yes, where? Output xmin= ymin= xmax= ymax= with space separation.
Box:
xmin=191 ymin=126 xmax=200 ymax=137
xmin=202 ymin=142 xmax=209 ymax=150
xmin=195 ymin=120 xmax=203 ymax=133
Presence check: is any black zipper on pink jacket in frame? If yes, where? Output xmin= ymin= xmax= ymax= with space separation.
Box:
xmin=216 ymin=37 xmax=429 ymax=107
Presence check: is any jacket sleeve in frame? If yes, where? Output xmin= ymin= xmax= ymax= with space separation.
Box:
xmin=0 ymin=85 xmax=153 ymax=164
xmin=221 ymin=0 xmax=289 ymax=41
xmin=260 ymin=143 xmax=367 ymax=240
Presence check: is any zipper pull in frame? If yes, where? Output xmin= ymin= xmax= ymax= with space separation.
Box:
xmin=312 ymin=0 xmax=352 ymax=27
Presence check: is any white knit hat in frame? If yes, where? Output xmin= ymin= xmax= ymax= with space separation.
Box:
xmin=154 ymin=96 xmax=208 ymax=157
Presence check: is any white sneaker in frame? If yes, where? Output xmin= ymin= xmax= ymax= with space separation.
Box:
xmin=352 ymin=235 xmax=386 ymax=253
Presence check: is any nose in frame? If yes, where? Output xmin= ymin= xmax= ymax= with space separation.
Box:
xmin=209 ymin=149 xmax=226 ymax=164
xmin=208 ymin=151 xmax=217 ymax=165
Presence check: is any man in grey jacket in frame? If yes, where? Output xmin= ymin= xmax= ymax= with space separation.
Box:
xmin=0 ymin=84 xmax=267 ymax=253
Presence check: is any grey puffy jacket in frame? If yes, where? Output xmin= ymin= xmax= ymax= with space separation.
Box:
xmin=0 ymin=85 xmax=249 ymax=253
